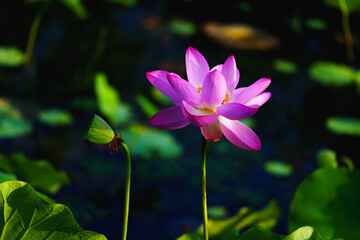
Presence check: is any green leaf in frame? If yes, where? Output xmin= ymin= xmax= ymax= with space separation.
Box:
xmin=106 ymin=0 xmax=137 ymax=7
xmin=83 ymin=114 xmax=115 ymax=144
xmin=326 ymin=116 xmax=360 ymax=136
xmin=324 ymin=0 xmax=360 ymax=13
xmin=305 ymin=18 xmax=328 ymax=30
xmin=168 ymin=19 xmax=197 ymax=36
xmin=135 ymin=94 xmax=159 ymax=118
xmin=60 ymin=0 xmax=88 ymax=19
xmin=0 ymin=118 xmax=32 ymax=139
xmin=0 ymin=153 xmax=70 ymax=194
xmin=0 ymin=181 xmax=107 ymax=239
xmin=222 ymin=226 xmax=322 ymax=240
xmin=0 ymin=99 xmax=32 ymax=138
xmin=0 ymin=46 xmax=24 ymax=67
xmin=177 ymin=201 xmax=281 ymax=240
xmin=123 ymin=124 xmax=182 ymax=159
xmin=289 ymin=168 xmax=360 ymax=240
xmin=94 ymin=72 xmax=132 ymax=126
xmin=317 ymin=149 xmax=338 ymax=168
xmin=309 ymin=61 xmax=356 ymax=86
xmin=39 ymin=109 xmax=73 ymax=126
xmin=263 ymin=161 xmax=293 ymax=177
xmin=273 ymin=59 xmax=299 ymax=74
xmin=0 ymin=172 xmax=17 ymax=183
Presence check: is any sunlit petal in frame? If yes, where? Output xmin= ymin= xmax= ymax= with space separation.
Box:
xmin=201 ymin=70 xmax=227 ymax=110
xmin=149 ymin=106 xmax=190 ymax=129
xmin=182 ymin=101 xmax=218 ymax=127
xmin=219 ymin=116 xmax=261 ymax=150
xmin=216 ymin=102 xmax=258 ymax=120
xmin=232 ymin=78 xmax=271 ymax=104
xmin=221 ymin=55 xmax=240 ymax=93
xmin=146 ymin=71 xmax=182 ymax=105
xmin=168 ymin=73 xmax=202 ymax=107
xmin=244 ymin=92 xmax=271 ymax=106
xmin=186 ymin=47 xmax=210 ymax=88
xmin=201 ymin=120 xmax=222 ymax=142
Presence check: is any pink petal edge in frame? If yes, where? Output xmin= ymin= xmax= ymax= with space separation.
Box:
xmin=219 ymin=116 xmax=261 ymax=151
xmin=149 ymin=106 xmax=190 ymax=129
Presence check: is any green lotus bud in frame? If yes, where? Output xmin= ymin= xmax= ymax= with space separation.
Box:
xmin=83 ymin=114 xmax=115 ymax=144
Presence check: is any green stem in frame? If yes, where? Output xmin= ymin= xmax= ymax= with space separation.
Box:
xmin=201 ymin=136 xmax=209 ymax=240
xmin=120 ymin=143 xmax=131 ymax=240
xmin=338 ymin=0 xmax=354 ymax=62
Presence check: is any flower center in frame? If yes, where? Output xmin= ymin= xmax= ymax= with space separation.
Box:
xmin=221 ymin=92 xmax=231 ymax=105
xmin=197 ymin=86 xmax=202 ymax=95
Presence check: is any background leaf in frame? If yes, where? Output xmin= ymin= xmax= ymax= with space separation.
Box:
xmin=309 ymin=61 xmax=356 ymax=86
xmin=0 ymin=153 xmax=70 ymax=194
xmin=0 ymin=181 xmax=107 ymax=239
xmin=39 ymin=109 xmax=73 ymax=126
xmin=0 ymin=47 xmax=24 ymax=67
xmin=94 ymin=72 xmax=132 ymax=126
xmin=326 ymin=116 xmax=360 ymax=136
xmin=289 ymin=168 xmax=360 ymax=240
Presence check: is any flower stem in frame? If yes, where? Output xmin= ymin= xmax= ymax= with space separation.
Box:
xmin=201 ymin=136 xmax=209 ymax=240
xmin=120 ymin=143 xmax=131 ymax=240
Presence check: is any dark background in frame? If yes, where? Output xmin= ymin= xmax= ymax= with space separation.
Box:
xmin=1 ymin=0 xmax=359 ymax=239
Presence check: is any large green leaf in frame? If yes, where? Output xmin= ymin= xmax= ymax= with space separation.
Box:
xmin=0 ymin=181 xmax=107 ymax=239
xmin=94 ymin=72 xmax=132 ymax=126
xmin=0 ymin=153 xmax=70 ymax=194
xmin=289 ymin=168 xmax=360 ymax=240
xmin=221 ymin=226 xmax=322 ymax=240
xmin=326 ymin=116 xmax=360 ymax=136
xmin=309 ymin=61 xmax=355 ymax=86
xmin=177 ymin=201 xmax=281 ymax=240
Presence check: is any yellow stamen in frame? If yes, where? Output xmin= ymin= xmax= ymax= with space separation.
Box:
xmin=221 ymin=92 xmax=231 ymax=105
xmin=197 ymin=86 xmax=202 ymax=95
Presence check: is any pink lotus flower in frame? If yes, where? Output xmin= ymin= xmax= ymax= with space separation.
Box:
xmin=146 ymin=47 xmax=271 ymax=150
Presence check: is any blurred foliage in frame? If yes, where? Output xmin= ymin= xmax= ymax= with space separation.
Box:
xmin=222 ymin=226 xmax=322 ymax=240
xmin=95 ymin=72 xmax=132 ymax=126
xmin=324 ymin=0 xmax=360 ymax=13
xmin=0 ymin=171 xmax=16 ymax=182
xmin=0 ymin=153 xmax=69 ymax=194
xmin=135 ymin=94 xmax=159 ymax=119
xmin=326 ymin=116 xmax=360 ymax=136
xmin=177 ymin=201 xmax=281 ymax=240
xmin=208 ymin=206 xmax=228 ymax=219
xmin=0 ymin=47 xmax=24 ymax=67
xmin=304 ymin=18 xmax=328 ymax=30
xmin=38 ymin=109 xmax=73 ymax=126
xmin=263 ymin=161 xmax=293 ymax=177
xmin=289 ymin=168 xmax=360 ymax=240
xmin=106 ymin=0 xmax=137 ymax=7
xmin=123 ymin=124 xmax=182 ymax=159
xmin=317 ymin=149 xmax=338 ymax=168
xmin=309 ymin=61 xmax=356 ymax=86
xmin=0 ymin=181 xmax=107 ymax=239
xmin=0 ymin=99 xmax=32 ymax=139
xmin=151 ymin=86 xmax=173 ymax=106
xmin=168 ymin=19 xmax=197 ymax=36
xmin=60 ymin=0 xmax=88 ymax=19
xmin=273 ymin=59 xmax=299 ymax=74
